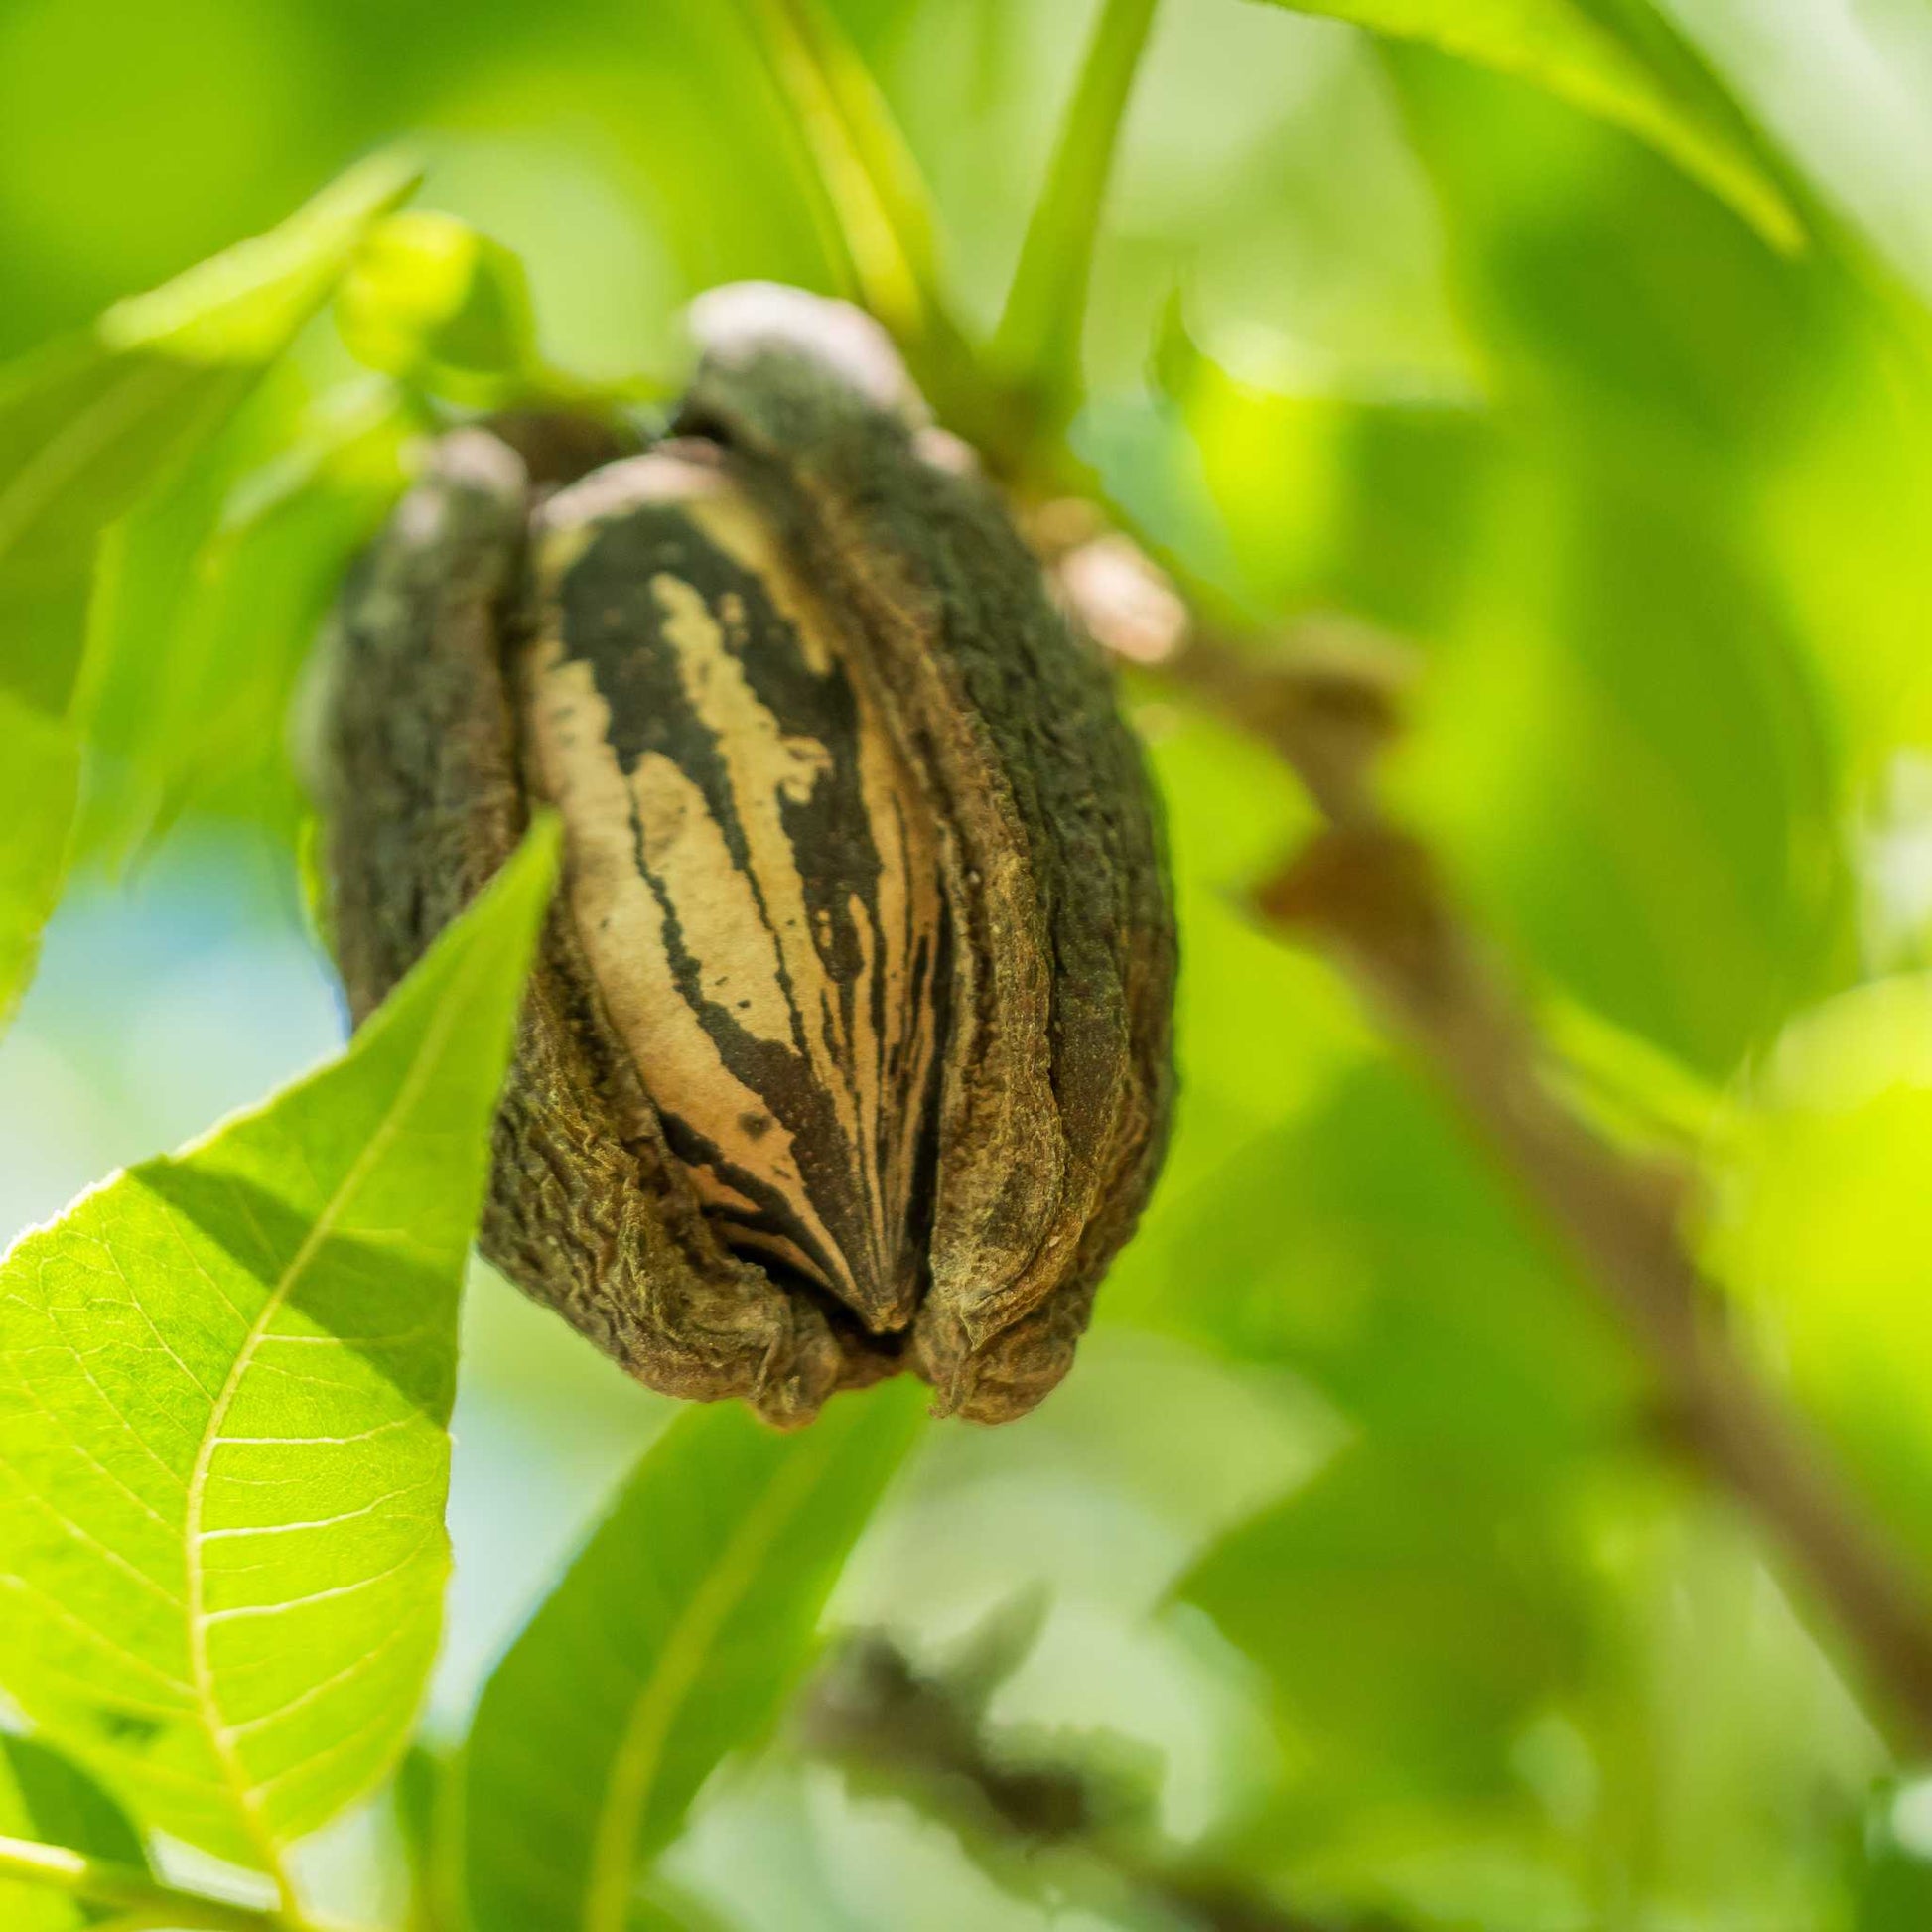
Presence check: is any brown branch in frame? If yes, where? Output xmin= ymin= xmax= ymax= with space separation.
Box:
xmin=795 ymin=1633 xmax=1391 ymax=1932
xmin=1131 ymin=604 xmax=1932 ymax=1753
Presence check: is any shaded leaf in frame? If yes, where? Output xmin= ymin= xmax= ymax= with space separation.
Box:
xmin=1396 ymin=468 xmax=1847 ymax=1076
xmin=0 ymin=693 xmax=80 ymax=1033
xmin=629 ymin=1875 xmax=744 ymax=1932
xmin=1111 ymin=1059 xmax=1637 ymax=1468
xmin=1855 ymin=1783 xmax=1932 ymax=1932
xmin=1181 ymin=1437 xmax=1594 ymax=1804
xmin=393 ymin=1743 xmax=461 ymax=1932
xmin=1249 ymin=0 xmax=1799 ymax=250
xmin=1371 ymin=27 xmax=1874 ymax=1039
xmin=1195 ymin=1473 xmax=1878 ymax=1931
xmin=1710 ymin=977 xmax=1932 ymax=1574
xmin=0 ymin=824 xmax=558 ymax=1869
xmin=0 ymin=1735 xmax=147 ymax=1930
xmin=1170 ymin=339 xmax=1848 ymax=1076
xmin=463 ymin=1382 xmax=926 ymax=1932
xmin=1384 ymin=41 xmax=1841 ymax=479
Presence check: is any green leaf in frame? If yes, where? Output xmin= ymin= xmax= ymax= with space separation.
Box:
xmin=0 ymin=150 xmax=418 ymax=716
xmin=1395 ymin=468 xmax=1848 ymax=1077
xmin=732 ymin=0 xmax=941 ymax=316
xmin=1169 ymin=343 xmax=1848 ymax=1077
xmin=1382 ymin=41 xmax=1839 ymax=480
xmin=463 ymin=1381 xmax=927 ymax=1932
xmin=1112 ymin=1060 xmax=1637 ymax=1467
xmin=0 ymin=1736 xmax=147 ymax=1930
xmin=720 ymin=0 xmax=973 ymax=413
xmin=336 ymin=212 xmax=540 ymax=402
xmin=93 ymin=153 xmax=423 ymax=366
xmin=0 ymin=693 xmax=80 ymax=1033
xmin=994 ymin=0 xmax=1161 ymax=436
xmin=1709 ymin=977 xmax=1932 ymax=1573
xmin=1855 ymin=1784 xmax=1932 ymax=1931
xmin=76 ymin=374 xmax=412 ymax=862
xmin=1192 ymin=1473 xmax=1878 ymax=1930
xmin=1248 ymin=0 xmax=1800 ymax=251
xmin=392 ymin=1744 xmax=462 ymax=1932
xmin=0 ymin=823 xmax=558 ymax=1873
xmin=1179 ymin=1437 xmax=1594 ymax=1804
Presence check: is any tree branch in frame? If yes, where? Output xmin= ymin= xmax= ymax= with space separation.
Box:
xmin=1028 ymin=501 xmax=1932 ymax=1746
xmin=795 ymin=1633 xmax=1390 ymax=1932
xmin=1079 ymin=569 xmax=1932 ymax=1749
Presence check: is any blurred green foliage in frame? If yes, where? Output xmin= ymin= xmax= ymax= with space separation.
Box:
xmin=6 ymin=2 xmax=1932 ymax=1929
xmin=0 ymin=1735 xmax=148 ymax=1930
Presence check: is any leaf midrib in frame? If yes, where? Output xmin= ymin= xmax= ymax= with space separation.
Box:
xmin=178 ymin=956 xmax=478 ymax=1876
xmin=579 ymin=1432 xmax=841 ymax=1932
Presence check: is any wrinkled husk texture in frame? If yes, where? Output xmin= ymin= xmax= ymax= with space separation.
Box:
xmin=318 ymin=297 xmax=1175 ymax=1425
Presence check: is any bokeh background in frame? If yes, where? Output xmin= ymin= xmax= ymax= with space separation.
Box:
xmin=8 ymin=0 xmax=1932 ymax=1925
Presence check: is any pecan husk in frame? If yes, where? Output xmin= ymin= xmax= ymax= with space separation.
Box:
xmin=317 ymin=288 xmax=1175 ymax=1425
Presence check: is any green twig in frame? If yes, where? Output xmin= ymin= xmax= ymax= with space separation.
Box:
xmin=0 ymin=1832 xmax=372 ymax=1932
xmin=993 ymin=0 xmax=1162 ymax=441
xmin=723 ymin=0 xmax=963 ymax=373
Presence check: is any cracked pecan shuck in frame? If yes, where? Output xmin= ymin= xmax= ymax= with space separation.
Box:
xmin=316 ymin=285 xmax=1175 ymax=1425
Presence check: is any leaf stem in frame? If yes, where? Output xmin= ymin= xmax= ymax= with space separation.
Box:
xmin=723 ymin=0 xmax=956 ymax=362
xmin=994 ymin=0 xmax=1161 ymax=438
xmin=0 ymin=1832 xmax=312 ymax=1932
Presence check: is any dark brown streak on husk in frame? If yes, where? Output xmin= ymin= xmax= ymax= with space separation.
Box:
xmin=319 ymin=432 xmax=858 ymax=1427
xmin=677 ymin=348 xmax=1176 ymax=1419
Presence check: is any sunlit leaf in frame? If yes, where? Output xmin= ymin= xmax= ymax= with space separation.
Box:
xmin=393 ymin=1743 xmax=461 ymax=1932
xmin=726 ymin=0 xmax=942 ymax=326
xmin=1249 ymin=0 xmax=1800 ymax=250
xmin=1710 ymin=977 xmax=1932 ymax=1571
xmin=0 ymin=693 xmax=79 ymax=1034
xmin=337 ymin=211 xmax=540 ymax=403
xmin=95 ymin=153 xmax=422 ymax=365
xmin=463 ymin=1383 xmax=926 ymax=1932
xmin=0 ymin=823 xmax=558 ymax=1870
xmin=1170 ymin=360 xmax=1498 ymax=631
xmin=0 ymin=1735 xmax=148 ymax=1930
